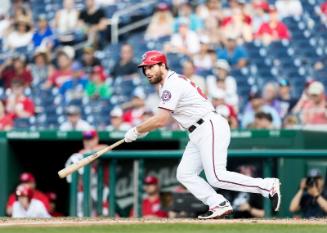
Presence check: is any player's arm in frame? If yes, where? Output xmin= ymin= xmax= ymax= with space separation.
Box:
xmin=124 ymin=108 xmax=171 ymax=143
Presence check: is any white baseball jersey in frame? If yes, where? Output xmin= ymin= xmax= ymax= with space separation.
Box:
xmin=12 ymin=199 xmax=51 ymax=218
xmin=158 ymin=70 xmax=214 ymax=129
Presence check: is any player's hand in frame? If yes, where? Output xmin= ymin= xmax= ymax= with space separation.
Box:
xmin=124 ymin=127 xmax=140 ymax=143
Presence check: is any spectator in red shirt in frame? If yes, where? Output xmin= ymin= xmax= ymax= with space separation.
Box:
xmin=256 ymin=6 xmax=290 ymax=45
xmin=44 ymin=46 xmax=74 ymax=88
xmin=131 ymin=176 xmax=168 ymax=218
xmin=321 ymin=1 xmax=327 ymax=16
xmin=0 ymin=101 xmax=13 ymax=130
xmin=6 ymin=172 xmax=50 ymax=216
xmin=6 ymin=80 xmax=35 ymax=119
xmin=0 ymin=55 xmax=33 ymax=89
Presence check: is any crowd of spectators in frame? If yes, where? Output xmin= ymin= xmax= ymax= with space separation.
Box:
xmin=0 ymin=0 xmax=326 ymax=132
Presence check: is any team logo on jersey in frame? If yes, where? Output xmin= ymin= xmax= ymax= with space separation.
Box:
xmin=161 ymin=90 xmax=171 ymax=102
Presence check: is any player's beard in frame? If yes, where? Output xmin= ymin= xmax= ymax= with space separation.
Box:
xmin=148 ymin=70 xmax=163 ymax=85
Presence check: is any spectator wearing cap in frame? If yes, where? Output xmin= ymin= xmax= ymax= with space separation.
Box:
xmin=46 ymin=192 xmax=64 ymax=217
xmin=173 ymin=2 xmax=203 ymax=32
xmin=182 ymin=60 xmax=206 ymax=94
xmin=80 ymin=46 xmax=102 ymax=75
xmin=5 ymin=16 xmax=33 ymax=50
xmin=12 ymin=184 xmax=51 ymax=218
xmin=275 ymin=0 xmax=303 ymax=19
xmin=256 ymin=6 xmax=290 ymax=45
xmin=107 ymin=107 xmax=130 ymax=131
xmin=60 ymin=62 xmax=88 ymax=103
xmin=241 ymin=91 xmax=281 ymax=129
xmin=32 ymin=14 xmax=55 ymax=49
xmin=293 ymin=81 xmax=327 ymax=127
xmin=54 ymin=0 xmax=80 ymax=44
xmin=289 ymin=168 xmax=327 ymax=218
xmin=59 ymin=105 xmax=93 ymax=131
xmin=277 ymin=79 xmax=297 ymax=119
xmin=29 ymin=48 xmax=54 ymax=86
xmin=145 ymin=3 xmax=174 ymax=40
xmin=85 ymin=66 xmax=111 ymax=100
xmin=6 ymin=79 xmax=35 ymax=119
xmin=130 ymin=176 xmax=168 ymax=218
xmin=251 ymin=0 xmax=270 ymax=33
xmin=45 ymin=46 xmax=74 ymax=88
xmin=0 ymin=101 xmax=13 ymax=130
xmin=6 ymin=172 xmax=50 ymax=216
xmin=165 ymin=17 xmax=201 ymax=56
xmin=211 ymin=90 xmax=238 ymax=129
xmin=193 ymin=36 xmax=214 ymax=71
xmin=216 ymin=35 xmax=248 ymax=68
xmin=110 ymin=44 xmax=139 ymax=79
xmin=206 ymin=60 xmax=238 ymax=110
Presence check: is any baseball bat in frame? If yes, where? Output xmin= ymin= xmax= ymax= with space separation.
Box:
xmin=58 ymin=139 xmax=125 ymax=179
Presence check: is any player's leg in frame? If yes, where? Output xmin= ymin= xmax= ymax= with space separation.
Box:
xmin=176 ymin=140 xmax=227 ymax=209
xmin=199 ymin=114 xmax=281 ymax=211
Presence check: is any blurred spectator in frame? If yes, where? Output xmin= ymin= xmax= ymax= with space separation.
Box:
xmin=262 ymin=82 xmax=282 ymax=118
xmin=200 ymin=12 xmax=222 ymax=45
xmin=6 ymin=172 xmax=50 ymax=216
xmin=130 ymin=176 xmax=168 ymax=218
xmin=231 ymin=165 xmax=264 ymax=218
xmin=145 ymin=3 xmax=174 ymax=40
xmin=78 ymin=0 xmax=107 ymax=47
xmin=321 ymin=1 xmax=327 ymax=16
xmin=275 ymin=0 xmax=303 ymax=19
xmin=10 ymin=0 xmax=32 ymax=23
xmin=173 ymin=2 xmax=203 ymax=32
xmin=252 ymin=111 xmax=274 ymax=129
xmin=106 ymin=107 xmax=130 ymax=131
xmin=5 ymin=16 xmax=33 ymax=50
xmin=46 ymin=192 xmax=64 ymax=217
xmin=241 ymin=92 xmax=281 ymax=129
xmin=12 ymin=184 xmax=51 ymax=218
xmin=193 ymin=37 xmax=214 ymax=71
xmin=32 ymin=14 xmax=54 ymax=49
xmin=80 ymin=46 xmax=102 ymax=74
xmin=0 ymin=101 xmax=13 ymax=130
xmin=277 ymin=79 xmax=297 ymax=119
xmin=256 ymin=6 xmax=290 ymax=45
xmin=206 ymin=60 xmax=238 ymax=109
xmin=122 ymin=89 xmax=146 ymax=126
xmin=85 ymin=66 xmax=111 ymax=100
xmin=283 ymin=114 xmax=300 ymax=129
xmin=165 ymin=18 xmax=200 ymax=56
xmin=59 ymin=105 xmax=93 ymax=131
xmin=59 ymin=62 xmax=88 ymax=103
xmin=0 ymin=10 xmax=10 ymax=39
xmin=293 ymin=81 xmax=327 ymax=126
xmin=29 ymin=48 xmax=54 ymax=87
xmin=0 ymin=55 xmax=33 ymax=88
xmin=110 ymin=44 xmax=138 ymax=79
xmin=250 ymin=0 xmax=270 ymax=33
xmin=54 ymin=0 xmax=80 ymax=44
xmin=45 ymin=46 xmax=74 ymax=88
xmin=220 ymin=6 xmax=253 ymax=42
xmin=211 ymin=91 xmax=238 ymax=129
xmin=216 ymin=35 xmax=248 ymax=68
xmin=182 ymin=60 xmax=206 ymax=94
xmin=6 ymin=79 xmax=35 ymax=119
xmin=289 ymin=168 xmax=327 ymax=218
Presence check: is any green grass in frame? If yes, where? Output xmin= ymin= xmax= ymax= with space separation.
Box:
xmin=1 ymin=223 xmax=327 ymax=233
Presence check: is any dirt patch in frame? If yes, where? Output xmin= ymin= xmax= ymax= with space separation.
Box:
xmin=0 ymin=218 xmax=326 ymax=227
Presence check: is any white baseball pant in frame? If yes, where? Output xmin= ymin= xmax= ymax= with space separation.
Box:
xmin=176 ymin=112 xmax=275 ymax=209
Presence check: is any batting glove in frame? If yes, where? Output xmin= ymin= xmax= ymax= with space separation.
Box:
xmin=124 ymin=127 xmax=143 ymax=143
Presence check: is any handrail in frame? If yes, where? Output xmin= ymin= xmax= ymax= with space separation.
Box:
xmin=111 ymin=0 xmax=156 ymax=43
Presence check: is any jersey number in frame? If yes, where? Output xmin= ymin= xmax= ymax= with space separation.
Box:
xmin=179 ymin=75 xmax=207 ymax=99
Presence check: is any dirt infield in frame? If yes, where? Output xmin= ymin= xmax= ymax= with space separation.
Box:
xmin=0 ymin=218 xmax=326 ymax=227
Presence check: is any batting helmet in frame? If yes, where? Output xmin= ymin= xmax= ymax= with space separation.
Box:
xmin=16 ymin=184 xmax=34 ymax=199
xmin=138 ymin=50 xmax=168 ymax=68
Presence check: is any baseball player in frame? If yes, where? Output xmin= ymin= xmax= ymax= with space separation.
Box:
xmin=124 ymin=51 xmax=281 ymax=219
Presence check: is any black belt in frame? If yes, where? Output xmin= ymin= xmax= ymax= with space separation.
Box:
xmin=188 ymin=111 xmax=217 ymax=133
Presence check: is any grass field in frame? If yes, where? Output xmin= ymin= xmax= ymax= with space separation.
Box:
xmin=0 ymin=219 xmax=326 ymax=233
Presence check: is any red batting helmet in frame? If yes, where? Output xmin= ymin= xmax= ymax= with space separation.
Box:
xmin=138 ymin=50 xmax=168 ymax=68
xmin=16 ymin=184 xmax=34 ymax=199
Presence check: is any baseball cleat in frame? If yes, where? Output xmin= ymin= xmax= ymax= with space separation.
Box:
xmin=269 ymin=178 xmax=281 ymax=211
xmin=198 ymin=201 xmax=233 ymax=220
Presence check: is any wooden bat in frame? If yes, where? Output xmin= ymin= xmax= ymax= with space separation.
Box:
xmin=58 ymin=139 xmax=125 ymax=178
